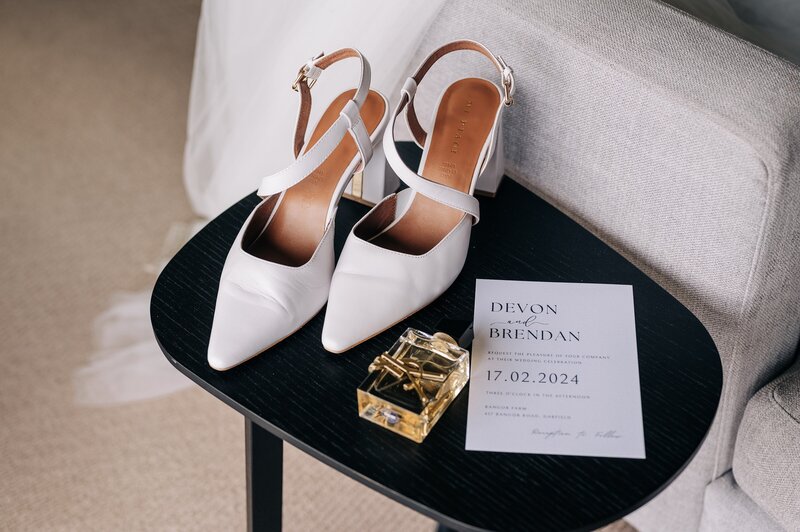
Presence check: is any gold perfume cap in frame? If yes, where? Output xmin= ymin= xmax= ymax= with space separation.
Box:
xmin=432 ymin=332 xmax=457 ymax=345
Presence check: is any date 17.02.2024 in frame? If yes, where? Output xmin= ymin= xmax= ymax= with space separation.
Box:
xmin=485 ymin=370 xmax=579 ymax=385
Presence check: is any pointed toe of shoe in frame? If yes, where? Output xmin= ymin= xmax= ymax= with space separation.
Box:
xmin=322 ymin=208 xmax=471 ymax=354
xmin=321 ymin=310 xmax=379 ymax=354
xmin=320 ymin=328 xmax=354 ymax=354
xmin=207 ymin=340 xmax=244 ymax=372
xmin=207 ymin=288 xmax=296 ymax=370
xmin=322 ymin=273 xmax=412 ymax=353
xmin=321 ymin=310 xmax=382 ymax=353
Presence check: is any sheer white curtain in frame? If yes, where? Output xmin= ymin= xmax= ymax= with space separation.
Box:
xmin=76 ymin=0 xmax=445 ymax=405
xmin=184 ymin=0 xmax=445 ymax=219
xmin=181 ymin=0 xmax=798 ymax=224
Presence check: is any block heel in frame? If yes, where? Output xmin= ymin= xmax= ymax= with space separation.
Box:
xmin=475 ymin=125 xmax=505 ymax=197
xmin=344 ymin=140 xmax=398 ymax=206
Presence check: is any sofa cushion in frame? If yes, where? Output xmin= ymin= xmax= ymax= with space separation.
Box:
xmin=411 ymin=0 xmax=800 ymax=529
xmin=699 ymin=472 xmax=783 ymax=532
xmin=734 ymin=356 xmax=800 ymax=530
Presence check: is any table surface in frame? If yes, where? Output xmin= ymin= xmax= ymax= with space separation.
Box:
xmin=151 ymin=144 xmax=722 ymax=532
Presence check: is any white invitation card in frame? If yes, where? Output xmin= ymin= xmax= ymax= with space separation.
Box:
xmin=465 ymin=279 xmax=645 ymax=458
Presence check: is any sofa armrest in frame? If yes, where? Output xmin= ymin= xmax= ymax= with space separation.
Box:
xmin=733 ymin=353 xmax=800 ymax=530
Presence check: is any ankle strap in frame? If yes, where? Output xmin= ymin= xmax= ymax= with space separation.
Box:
xmin=257 ymin=48 xmax=373 ymax=199
xmin=292 ymin=48 xmax=371 ymax=158
xmin=381 ymin=40 xmax=514 ymax=224
xmin=404 ymin=40 xmax=514 ymax=148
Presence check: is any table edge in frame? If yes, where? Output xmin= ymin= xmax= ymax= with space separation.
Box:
xmin=151 ymin=311 xmax=721 ymax=532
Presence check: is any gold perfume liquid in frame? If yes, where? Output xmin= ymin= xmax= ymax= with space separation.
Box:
xmin=357 ymin=328 xmax=470 ymax=443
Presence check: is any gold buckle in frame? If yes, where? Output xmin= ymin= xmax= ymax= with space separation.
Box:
xmin=291 ymin=67 xmax=312 ymax=91
xmin=291 ymin=52 xmax=324 ymax=92
xmin=497 ymin=55 xmax=515 ymax=106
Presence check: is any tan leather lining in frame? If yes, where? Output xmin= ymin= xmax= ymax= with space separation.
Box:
xmin=407 ymin=41 xmax=504 ymax=147
xmin=245 ymin=89 xmax=385 ymax=266
xmin=370 ymin=78 xmax=500 ymax=255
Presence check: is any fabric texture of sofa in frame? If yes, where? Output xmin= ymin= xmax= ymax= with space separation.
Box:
xmin=408 ymin=0 xmax=800 ymax=529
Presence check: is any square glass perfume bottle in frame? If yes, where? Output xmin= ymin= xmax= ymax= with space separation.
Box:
xmin=357 ymin=327 xmax=471 ymax=443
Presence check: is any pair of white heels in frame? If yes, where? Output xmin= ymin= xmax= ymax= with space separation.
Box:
xmin=208 ymin=40 xmax=515 ymax=370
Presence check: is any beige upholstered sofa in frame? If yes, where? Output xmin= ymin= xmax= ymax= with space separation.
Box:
xmin=410 ymin=1 xmax=800 ymax=530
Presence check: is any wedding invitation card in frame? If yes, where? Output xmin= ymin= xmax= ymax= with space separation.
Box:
xmin=466 ymin=279 xmax=645 ymax=458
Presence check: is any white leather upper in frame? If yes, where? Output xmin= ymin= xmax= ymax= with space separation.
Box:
xmin=208 ymin=203 xmax=336 ymax=370
xmin=322 ymin=40 xmax=514 ymax=353
xmin=208 ymin=48 xmax=387 ymax=370
xmin=322 ymin=189 xmax=473 ymax=353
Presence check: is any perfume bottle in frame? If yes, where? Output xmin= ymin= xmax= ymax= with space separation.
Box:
xmin=357 ymin=326 xmax=471 ymax=443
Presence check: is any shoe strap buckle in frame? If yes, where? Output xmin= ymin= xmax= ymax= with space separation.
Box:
xmin=496 ymin=55 xmax=515 ymax=106
xmin=292 ymin=51 xmax=324 ymax=91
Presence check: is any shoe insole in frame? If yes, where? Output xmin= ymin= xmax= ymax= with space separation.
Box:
xmin=246 ymin=89 xmax=385 ymax=266
xmin=369 ymin=78 xmax=500 ymax=255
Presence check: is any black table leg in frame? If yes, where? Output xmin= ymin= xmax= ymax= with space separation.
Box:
xmin=246 ymin=418 xmax=283 ymax=532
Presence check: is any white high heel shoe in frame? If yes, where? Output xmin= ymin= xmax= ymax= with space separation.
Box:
xmin=321 ymin=40 xmax=514 ymax=353
xmin=208 ymin=49 xmax=389 ymax=370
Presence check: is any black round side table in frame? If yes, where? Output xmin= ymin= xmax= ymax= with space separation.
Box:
xmin=151 ymin=144 xmax=722 ymax=532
